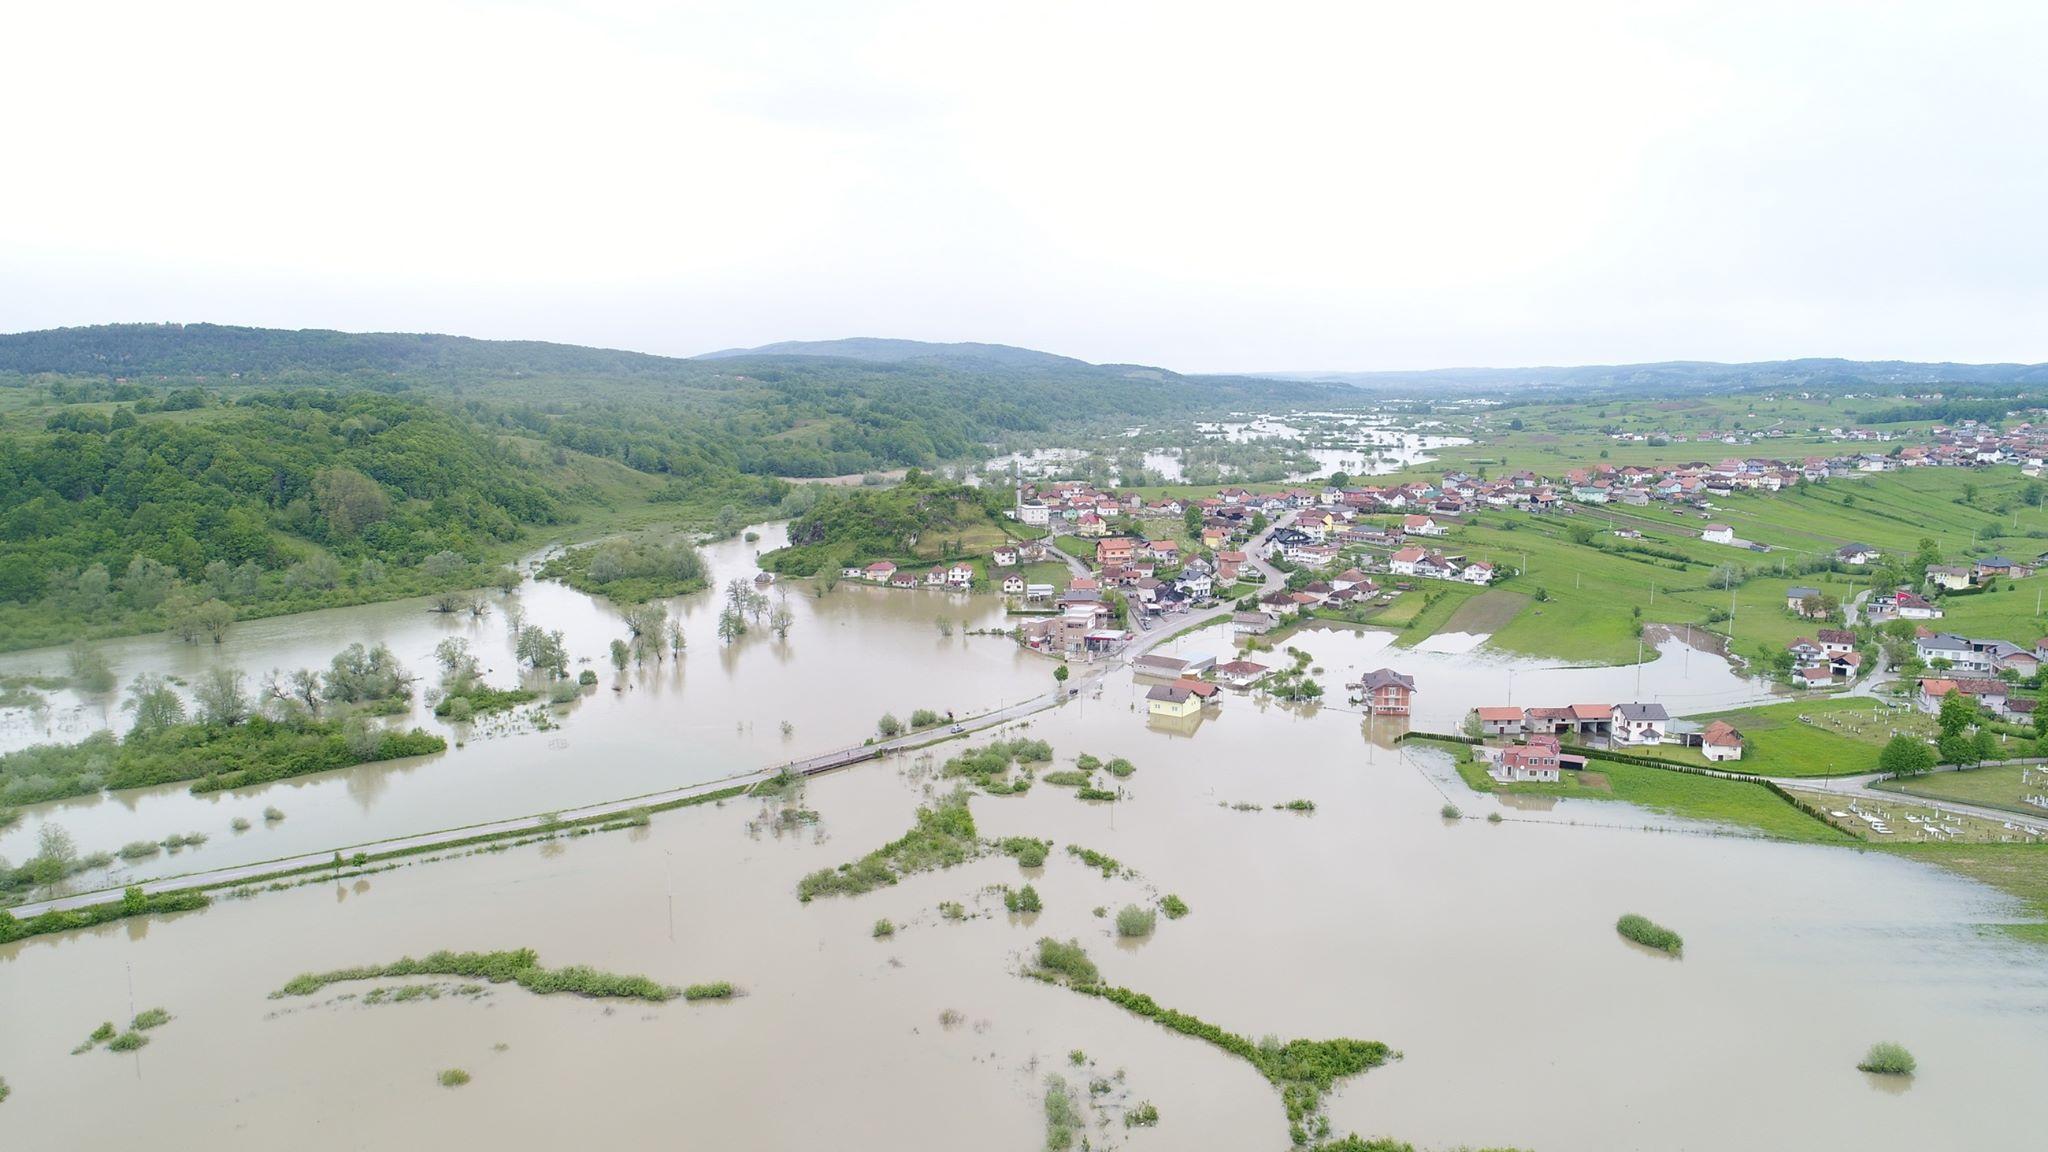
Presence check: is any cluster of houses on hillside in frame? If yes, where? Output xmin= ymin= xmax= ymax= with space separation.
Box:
xmin=1604 ymin=419 xmax=2048 ymax=471
xmin=1784 ymin=628 xmax=1865 ymax=688
xmin=1913 ymin=631 xmax=2046 ymax=677
xmin=1470 ymin=701 xmax=1745 ymax=761
xmin=1917 ymin=675 xmax=2037 ymax=721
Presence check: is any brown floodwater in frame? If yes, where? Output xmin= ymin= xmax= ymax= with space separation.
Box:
xmin=2 ymin=635 xmax=2043 ymax=1150
xmin=0 ymin=523 xmax=1048 ymax=883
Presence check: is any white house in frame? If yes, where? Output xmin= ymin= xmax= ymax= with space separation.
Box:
xmin=1610 ymin=702 xmax=1670 ymax=745
xmin=1702 ymin=524 xmax=1736 ymax=545
xmin=1699 ymin=720 xmax=1744 ymax=762
xmin=947 ymin=562 xmax=976 ymax=588
xmin=999 ymin=571 xmax=1025 ymax=594
xmin=1389 ymin=546 xmax=1427 ymax=576
xmin=1017 ymin=502 xmax=1051 ymax=527
xmin=1403 ymin=514 xmax=1446 ymax=537
xmin=992 ymin=546 xmax=1019 ymax=567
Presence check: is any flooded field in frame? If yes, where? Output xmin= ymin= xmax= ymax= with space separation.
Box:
xmin=0 ymin=524 xmax=1048 ymax=886
xmin=2 ymin=645 xmax=2043 ymax=1151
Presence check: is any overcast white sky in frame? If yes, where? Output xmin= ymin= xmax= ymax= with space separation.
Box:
xmin=4 ymin=1 xmax=2045 ymax=372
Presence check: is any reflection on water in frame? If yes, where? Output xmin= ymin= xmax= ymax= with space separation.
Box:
xmin=0 ymin=523 xmax=1048 ymax=883
xmin=0 ymin=653 xmax=2041 ymax=1151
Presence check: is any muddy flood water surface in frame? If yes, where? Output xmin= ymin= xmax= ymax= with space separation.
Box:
xmin=4 ymin=627 xmax=2046 ymax=1149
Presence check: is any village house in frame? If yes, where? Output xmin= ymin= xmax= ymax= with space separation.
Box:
xmin=1403 ymin=514 xmax=1447 ymax=537
xmin=1793 ymin=665 xmax=1832 ymax=689
xmin=1214 ymin=659 xmax=1269 ymax=688
xmin=890 ymin=570 xmax=921 ymax=589
xmin=1926 ymin=564 xmax=1974 ymax=591
xmin=864 ymin=560 xmax=898 ymax=582
xmin=1702 ymin=524 xmax=1736 ymax=545
xmin=1350 ymin=668 xmax=1416 ymax=715
xmin=1146 ymin=677 xmax=1218 ymax=719
xmin=924 ymin=566 xmax=947 ymax=587
xmin=992 ymin=546 xmax=1018 ymax=567
xmin=1976 ymin=555 xmax=2033 ymax=581
xmin=999 ymin=570 xmax=1025 ymax=595
xmin=1610 ymin=702 xmax=1670 ymax=745
xmin=1482 ymin=734 xmax=1584 ymax=783
xmin=1233 ymin=611 xmax=1277 ymax=636
xmin=1096 ymin=538 xmax=1136 ymax=567
xmin=1699 ymin=720 xmax=1745 ymax=761
xmin=1132 ymin=653 xmax=1189 ymax=679
xmin=1817 ymin=628 xmax=1856 ymax=657
xmin=1785 ymin=585 xmax=1821 ymax=612
xmin=1836 ymin=543 xmax=1881 ymax=566
xmin=1916 ymin=632 xmax=1992 ymax=674
xmin=1025 ymin=582 xmax=1056 ymax=602
xmin=1473 ymin=706 xmax=1525 ymax=736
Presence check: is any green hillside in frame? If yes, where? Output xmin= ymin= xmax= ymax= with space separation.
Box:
xmin=763 ymin=474 xmax=1022 ymax=576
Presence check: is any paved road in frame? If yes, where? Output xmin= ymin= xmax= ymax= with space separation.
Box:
xmin=1785 ymin=768 xmax=2048 ymax=833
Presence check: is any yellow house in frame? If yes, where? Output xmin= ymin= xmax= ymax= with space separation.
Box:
xmin=1145 ymin=678 xmax=1218 ymax=718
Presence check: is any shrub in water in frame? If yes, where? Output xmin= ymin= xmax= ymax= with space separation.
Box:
xmin=1615 ymin=914 xmax=1683 ymax=955
xmin=132 ymin=1007 xmax=172 ymax=1030
xmin=1000 ymin=837 xmax=1049 ymax=869
xmin=1124 ymin=1101 xmax=1159 ymax=1127
xmin=1858 ymin=1042 xmax=1916 ymax=1076
xmin=88 ymin=1021 xmax=116 ymax=1044
xmin=1115 ymin=904 xmax=1157 ymax=938
xmin=263 ymin=806 xmax=285 ymax=822
xmin=107 ymin=1031 xmax=148 ymax=1053
xmin=1440 ymin=803 xmax=1461 ymax=819
xmin=682 ymin=982 xmax=735 ymax=1001
xmin=873 ymin=918 xmax=895 ymax=939
xmin=1034 ymin=937 xmax=1100 ymax=986
xmin=1159 ymin=894 xmax=1189 ymax=919
xmin=438 ymin=1068 xmax=471 ymax=1087
xmin=1004 ymin=884 xmax=1043 ymax=913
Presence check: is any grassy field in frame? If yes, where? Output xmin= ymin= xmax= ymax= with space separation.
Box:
xmin=1435 ymin=588 xmax=1529 ymax=636
xmin=1656 ymin=698 xmax=1935 ymax=778
xmin=1433 ymin=740 xmax=1852 ymax=843
xmin=1387 ymin=583 xmax=1488 ymax=647
xmin=1873 ymin=763 xmax=2048 ymax=820
xmin=1881 ymin=843 xmax=2048 ymax=943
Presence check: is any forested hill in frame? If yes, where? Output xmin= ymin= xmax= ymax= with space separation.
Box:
xmin=0 ymin=323 xmax=1345 ymax=648
xmin=694 ymin=336 xmax=1084 ymax=369
xmin=0 ymin=324 xmax=1346 ymax=477
xmin=1262 ymin=357 xmax=2048 ymax=395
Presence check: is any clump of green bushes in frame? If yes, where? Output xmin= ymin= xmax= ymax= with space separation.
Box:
xmin=1115 ymin=905 xmax=1156 ymax=938
xmin=1065 ymin=844 xmax=1123 ymax=877
xmin=872 ymin=919 xmax=896 ymax=939
xmin=1159 ymin=894 xmax=1189 ymax=919
xmin=796 ymin=790 xmax=978 ymax=901
xmin=941 ymin=739 xmax=1053 ymax=793
xmin=999 ymin=837 xmax=1049 ymax=869
xmin=132 ymin=1007 xmax=172 ymax=1030
xmin=107 ymin=1031 xmax=148 ymax=1052
xmin=1043 ymin=1073 xmax=1081 ymax=1149
xmin=1858 ymin=1042 xmax=1916 ymax=1076
xmin=1033 ymin=937 xmax=1100 ymax=986
xmin=1004 ymin=884 xmax=1043 ymax=913
xmin=271 ymin=948 xmax=688 ymax=1003
xmin=1124 ymin=1101 xmax=1159 ymax=1127
xmin=682 ymin=982 xmax=735 ymax=1001
xmin=438 ymin=1068 xmax=471 ymax=1087
xmin=1440 ymin=803 xmax=1461 ymax=819
xmin=1105 ymin=758 xmax=1135 ymax=778
xmin=1278 ymin=799 xmax=1315 ymax=813
xmin=1042 ymin=770 xmax=1092 ymax=787
xmin=1075 ymin=786 xmax=1117 ymax=802
xmin=1616 ymin=914 xmax=1683 ymax=955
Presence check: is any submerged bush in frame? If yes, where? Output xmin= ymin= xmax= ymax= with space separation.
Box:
xmin=1439 ymin=803 xmax=1461 ymax=819
xmin=1616 ymin=914 xmax=1683 ymax=955
xmin=88 ymin=1021 xmax=116 ymax=1044
xmin=438 ymin=1068 xmax=471 ymax=1087
xmin=132 ymin=1007 xmax=172 ymax=1030
xmin=1065 ymin=844 xmax=1122 ymax=877
xmin=1104 ymin=757 xmax=1135 ymax=778
xmin=682 ymin=982 xmax=735 ymax=1001
xmin=106 ymin=1031 xmax=148 ymax=1053
xmin=1004 ymin=884 xmax=1043 ymax=914
xmin=117 ymin=840 xmax=162 ymax=860
xmin=1115 ymin=905 xmax=1157 ymax=938
xmin=796 ymin=790 xmax=977 ymax=901
xmin=1075 ymin=786 xmax=1117 ymax=802
xmin=1043 ymin=1073 xmax=1080 ymax=1150
xmin=1034 ymin=937 xmax=1100 ymax=986
xmin=1124 ymin=1101 xmax=1159 ymax=1128
xmin=272 ymin=948 xmax=686 ymax=1002
xmin=872 ymin=918 xmax=895 ymax=939
xmin=1858 ymin=1042 xmax=1916 ymax=1076
xmin=999 ymin=837 xmax=1049 ymax=869
xmin=1042 ymin=770 xmax=1092 ymax=787
xmin=1159 ymin=894 xmax=1189 ymax=919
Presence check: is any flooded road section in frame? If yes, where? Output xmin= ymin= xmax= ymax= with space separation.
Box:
xmin=0 ymin=524 xmax=1048 ymax=883
xmin=2 ymin=651 xmax=2043 ymax=1151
